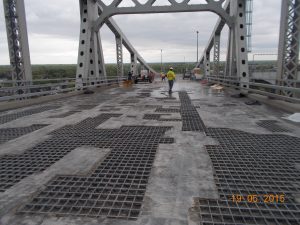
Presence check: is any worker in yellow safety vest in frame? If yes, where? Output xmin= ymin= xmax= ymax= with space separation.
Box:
xmin=167 ymin=67 xmax=176 ymax=94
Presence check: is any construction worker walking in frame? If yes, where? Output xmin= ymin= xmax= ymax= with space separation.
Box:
xmin=167 ymin=67 xmax=176 ymax=94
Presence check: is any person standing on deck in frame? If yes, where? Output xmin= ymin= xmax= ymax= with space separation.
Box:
xmin=167 ymin=67 xmax=176 ymax=94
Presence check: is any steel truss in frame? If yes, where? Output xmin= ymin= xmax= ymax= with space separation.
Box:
xmin=277 ymin=0 xmax=300 ymax=97
xmin=94 ymin=0 xmax=233 ymax=31
xmin=76 ymin=0 xmax=155 ymax=89
xmin=197 ymin=0 xmax=249 ymax=90
xmin=3 ymin=0 xmax=32 ymax=94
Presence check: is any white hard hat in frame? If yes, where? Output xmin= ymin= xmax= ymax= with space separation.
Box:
xmin=170 ymin=67 xmax=173 ymax=70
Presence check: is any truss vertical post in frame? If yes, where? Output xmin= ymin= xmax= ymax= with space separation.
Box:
xmin=96 ymin=31 xmax=107 ymax=83
xmin=130 ymin=53 xmax=137 ymax=76
xmin=76 ymin=0 xmax=103 ymax=90
xmin=3 ymin=0 xmax=32 ymax=94
xmin=277 ymin=0 xmax=300 ymax=97
xmin=204 ymin=51 xmax=211 ymax=79
xmin=231 ymin=0 xmax=249 ymax=90
xmin=225 ymin=28 xmax=237 ymax=82
xmin=116 ymin=35 xmax=124 ymax=80
xmin=213 ymin=34 xmax=221 ymax=77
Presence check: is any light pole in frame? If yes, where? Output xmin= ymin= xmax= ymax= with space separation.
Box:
xmin=160 ymin=49 xmax=163 ymax=72
xmin=196 ymin=31 xmax=199 ymax=63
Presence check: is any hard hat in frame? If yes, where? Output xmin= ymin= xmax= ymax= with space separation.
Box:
xmin=170 ymin=67 xmax=173 ymax=70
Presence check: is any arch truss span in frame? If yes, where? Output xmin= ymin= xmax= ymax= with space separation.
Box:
xmin=94 ymin=0 xmax=234 ymax=31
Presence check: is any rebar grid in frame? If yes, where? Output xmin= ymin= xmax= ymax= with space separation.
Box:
xmin=19 ymin=125 xmax=173 ymax=220
xmin=179 ymin=92 xmax=206 ymax=132
xmin=0 ymin=106 xmax=58 ymax=125
xmin=198 ymin=127 xmax=300 ymax=224
xmin=0 ymin=114 xmax=121 ymax=192
xmin=257 ymin=120 xmax=291 ymax=132
xmin=0 ymin=124 xmax=48 ymax=144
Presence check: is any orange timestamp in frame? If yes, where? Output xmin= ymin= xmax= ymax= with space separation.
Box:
xmin=231 ymin=194 xmax=285 ymax=204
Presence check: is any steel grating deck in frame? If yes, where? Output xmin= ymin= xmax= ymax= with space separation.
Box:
xmin=0 ymin=124 xmax=48 ymax=144
xmin=143 ymin=114 xmax=182 ymax=122
xmin=49 ymin=111 xmax=81 ymax=118
xmin=0 ymin=114 xmax=121 ymax=192
xmin=257 ymin=120 xmax=291 ymax=132
xmin=179 ymin=92 xmax=206 ymax=132
xmin=197 ymin=128 xmax=300 ymax=224
xmin=19 ymin=125 xmax=173 ymax=220
xmin=0 ymin=106 xmax=58 ymax=125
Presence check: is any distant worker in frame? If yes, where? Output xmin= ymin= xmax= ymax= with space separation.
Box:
xmin=161 ymin=72 xmax=166 ymax=82
xmin=127 ymin=71 xmax=132 ymax=81
xmin=167 ymin=67 xmax=176 ymax=94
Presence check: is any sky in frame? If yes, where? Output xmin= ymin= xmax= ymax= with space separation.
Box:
xmin=0 ymin=0 xmax=281 ymax=65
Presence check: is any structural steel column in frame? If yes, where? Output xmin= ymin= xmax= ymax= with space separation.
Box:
xmin=213 ymin=34 xmax=221 ymax=76
xmin=277 ymin=0 xmax=300 ymax=97
xmin=231 ymin=0 xmax=250 ymax=90
xmin=3 ymin=0 xmax=32 ymax=93
xmin=116 ymin=36 xmax=124 ymax=79
xmin=76 ymin=0 xmax=106 ymax=89
xmin=204 ymin=51 xmax=211 ymax=78
xmin=96 ymin=31 xmax=107 ymax=83
xmin=130 ymin=53 xmax=137 ymax=76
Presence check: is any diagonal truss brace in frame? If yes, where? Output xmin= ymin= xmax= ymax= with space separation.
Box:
xmin=277 ymin=0 xmax=300 ymax=97
xmin=76 ymin=0 xmax=155 ymax=89
xmin=94 ymin=0 xmax=233 ymax=31
xmin=197 ymin=0 xmax=230 ymax=68
xmin=3 ymin=0 xmax=32 ymax=94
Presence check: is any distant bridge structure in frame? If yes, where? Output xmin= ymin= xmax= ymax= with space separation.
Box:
xmin=2 ymin=0 xmax=300 ymax=102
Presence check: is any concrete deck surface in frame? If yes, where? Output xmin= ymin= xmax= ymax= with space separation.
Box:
xmin=0 ymin=78 xmax=299 ymax=225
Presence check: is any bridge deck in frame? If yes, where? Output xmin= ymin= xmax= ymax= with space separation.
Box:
xmin=0 ymin=78 xmax=299 ymax=225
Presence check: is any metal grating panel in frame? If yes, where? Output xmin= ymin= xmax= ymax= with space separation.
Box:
xmin=0 ymin=106 xmax=58 ymax=125
xmin=143 ymin=114 xmax=181 ymax=122
xmin=0 ymin=114 xmax=121 ymax=192
xmin=120 ymin=99 xmax=139 ymax=104
xmin=49 ymin=111 xmax=81 ymax=118
xmin=19 ymin=125 xmax=172 ymax=220
xmin=257 ymin=120 xmax=291 ymax=132
xmin=0 ymin=124 xmax=48 ymax=144
xmin=155 ymin=107 xmax=181 ymax=113
xmin=197 ymin=127 xmax=300 ymax=224
xmin=179 ymin=92 xmax=206 ymax=132
xmin=76 ymin=105 xmax=98 ymax=110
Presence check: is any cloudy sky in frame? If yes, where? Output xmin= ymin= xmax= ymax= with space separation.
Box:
xmin=0 ymin=0 xmax=281 ymax=65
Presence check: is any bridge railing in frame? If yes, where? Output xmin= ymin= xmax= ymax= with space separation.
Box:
xmin=207 ymin=75 xmax=300 ymax=103
xmin=0 ymin=77 xmax=122 ymax=102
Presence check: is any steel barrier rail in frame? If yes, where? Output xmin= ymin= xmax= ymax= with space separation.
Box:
xmin=0 ymin=78 xmax=123 ymax=102
xmin=207 ymin=77 xmax=300 ymax=103
xmin=208 ymin=75 xmax=300 ymax=84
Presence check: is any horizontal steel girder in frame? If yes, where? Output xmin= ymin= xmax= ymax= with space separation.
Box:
xmin=94 ymin=0 xmax=233 ymax=31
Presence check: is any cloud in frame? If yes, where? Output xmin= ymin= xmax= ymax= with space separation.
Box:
xmin=0 ymin=0 xmax=282 ymax=65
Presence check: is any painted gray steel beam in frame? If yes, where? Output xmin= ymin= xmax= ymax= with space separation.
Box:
xmin=3 ymin=0 xmax=32 ymax=93
xmin=213 ymin=34 xmax=221 ymax=76
xmin=105 ymin=18 xmax=156 ymax=73
xmin=277 ymin=0 xmax=300 ymax=98
xmin=196 ymin=0 xmax=230 ymax=68
xmin=95 ymin=0 xmax=233 ymax=31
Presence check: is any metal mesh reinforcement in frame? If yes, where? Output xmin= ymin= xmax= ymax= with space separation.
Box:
xmin=257 ymin=120 xmax=291 ymax=132
xmin=196 ymin=128 xmax=300 ymax=224
xmin=0 ymin=106 xmax=58 ymax=125
xmin=49 ymin=111 xmax=81 ymax=118
xmin=19 ymin=125 xmax=173 ymax=220
xmin=0 ymin=114 xmax=121 ymax=192
xmin=179 ymin=92 xmax=206 ymax=132
xmin=0 ymin=124 xmax=48 ymax=144
xmin=143 ymin=114 xmax=182 ymax=122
